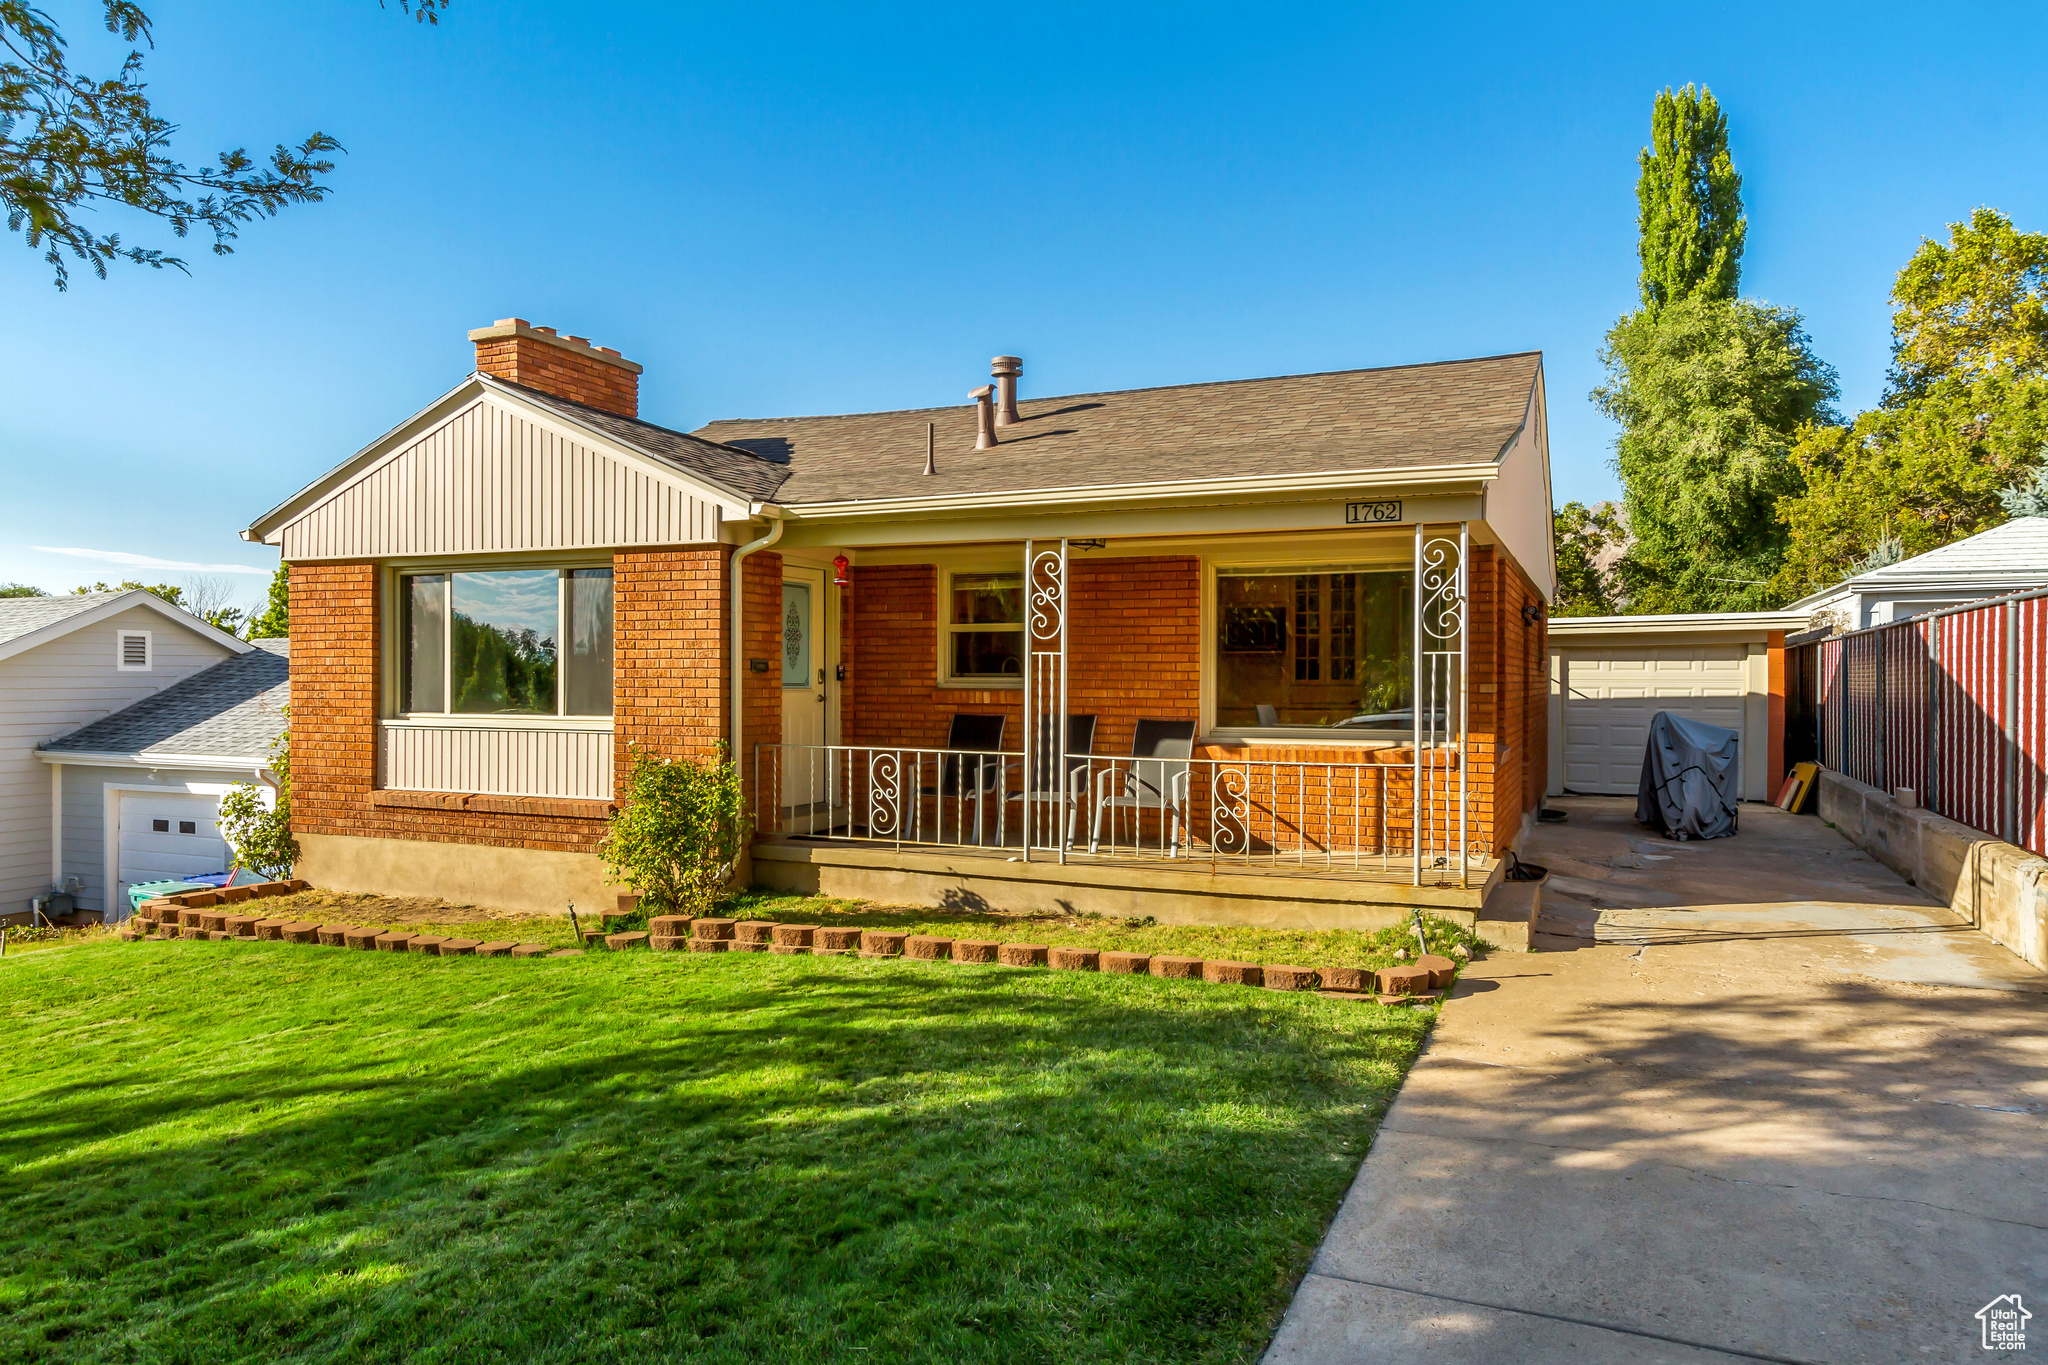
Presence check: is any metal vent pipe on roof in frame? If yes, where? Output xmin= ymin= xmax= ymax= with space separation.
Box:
xmin=992 ymin=356 xmax=1022 ymax=426
xmin=971 ymin=385 xmax=998 ymax=450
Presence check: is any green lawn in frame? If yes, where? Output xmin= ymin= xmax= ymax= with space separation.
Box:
xmin=0 ymin=932 xmax=1441 ymax=1364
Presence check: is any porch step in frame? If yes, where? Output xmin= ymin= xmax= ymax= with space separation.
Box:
xmin=1477 ymin=878 xmax=1540 ymax=953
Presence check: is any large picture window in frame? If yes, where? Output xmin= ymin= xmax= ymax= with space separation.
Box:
xmin=398 ymin=567 xmax=613 ymax=717
xmin=945 ymin=571 xmax=1024 ymax=683
xmin=1216 ymin=566 xmax=1412 ymax=730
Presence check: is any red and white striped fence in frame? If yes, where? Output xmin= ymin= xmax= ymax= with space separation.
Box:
xmin=1794 ymin=586 xmax=2048 ymax=857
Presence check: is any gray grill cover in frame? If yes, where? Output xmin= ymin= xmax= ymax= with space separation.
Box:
xmin=1635 ymin=711 xmax=1740 ymax=841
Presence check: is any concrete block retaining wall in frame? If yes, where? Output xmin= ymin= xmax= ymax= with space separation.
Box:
xmin=1818 ymin=769 xmax=2048 ymax=972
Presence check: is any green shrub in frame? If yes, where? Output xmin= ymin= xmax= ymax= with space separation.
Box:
xmin=601 ymin=745 xmax=750 ymax=917
xmin=218 ymin=721 xmax=297 ymax=877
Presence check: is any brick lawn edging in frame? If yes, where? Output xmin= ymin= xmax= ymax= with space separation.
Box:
xmin=124 ymin=890 xmax=1461 ymax=1001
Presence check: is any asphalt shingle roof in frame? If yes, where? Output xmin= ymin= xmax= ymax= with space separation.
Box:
xmin=692 ymin=351 xmax=1542 ymax=506
xmin=44 ymin=639 xmax=289 ymax=764
xmin=0 ymin=592 xmax=125 ymax=646
xmin=501 ymin=381 xmax=792 ymax=502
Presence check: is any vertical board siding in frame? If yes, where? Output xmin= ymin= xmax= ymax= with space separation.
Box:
xmin=381 ymin=724 xmax=613 ymax=800
xmin=279 ymin=400 xmax=721 ymax=559
xmin=1791 ymin=590 xmax=2046 ymax=858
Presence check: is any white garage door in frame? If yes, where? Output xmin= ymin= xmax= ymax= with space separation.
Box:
xmin=1561 ymin=646 xmax=1747 ymax=795
xmin=117 ymin=792 xmax=228 ymax=904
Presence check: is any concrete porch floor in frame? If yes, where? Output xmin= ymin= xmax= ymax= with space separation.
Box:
xmin=1264 ymin=797 xmax=2048 ymax=1363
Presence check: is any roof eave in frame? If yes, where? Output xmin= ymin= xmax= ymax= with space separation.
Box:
xmin=773 ymin=462 xmax=1500 ymax=522
xmin=35 ymin=748 xmax=274 ymax=771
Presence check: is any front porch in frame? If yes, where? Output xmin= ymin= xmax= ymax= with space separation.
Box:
xmin=745 ymin=521 xmax=1545 ymax=939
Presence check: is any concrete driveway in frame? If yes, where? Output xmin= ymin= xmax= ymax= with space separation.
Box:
xmin=1264 ymin=798 xmax=2048 ymax=1364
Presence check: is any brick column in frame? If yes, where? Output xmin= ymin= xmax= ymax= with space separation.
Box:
xmin=290 ymin=562 xmax=380 ymax=841
xmin=614 ymin=547 xmax=730 ymax=792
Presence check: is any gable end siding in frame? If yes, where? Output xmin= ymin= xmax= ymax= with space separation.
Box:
xmin=279 ymin=401 xmax=723 ymax=560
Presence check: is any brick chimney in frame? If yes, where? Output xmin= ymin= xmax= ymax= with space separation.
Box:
xmin=469 ymin=318 xmax=643 ymax=418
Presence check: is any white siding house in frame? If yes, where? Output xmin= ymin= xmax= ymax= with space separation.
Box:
xmin=0 ymin=592 xmax=251 ymax=923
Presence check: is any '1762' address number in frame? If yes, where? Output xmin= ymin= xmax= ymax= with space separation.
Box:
xmin=1345 ymin=500 xmax=1403 ymax=524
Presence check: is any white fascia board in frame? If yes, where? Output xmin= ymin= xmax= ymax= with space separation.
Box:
xmin=1549 ymin=610 xmax=1811 ymax=637
xmin=243 ymin=376 xmax=755 ymax=545
xmin=35 ymin=749 xmax=268 ymax=773
xmin=0 ymin=590 xmax=251 ymax=667
xmin=774 ymin=462 xmax=1499 ymax=523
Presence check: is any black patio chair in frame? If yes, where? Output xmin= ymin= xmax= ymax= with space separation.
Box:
xmin=1089 ymin=718 xmax=1198 ymax=857
xmin=1006 ymin=714 xmax=1098 ymax=846
xmin=918 ymin=713 xmax=1008 ymax=841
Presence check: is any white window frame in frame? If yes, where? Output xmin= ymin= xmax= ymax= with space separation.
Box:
xmin=386 ymin=560 xmax=614 ymax=721
xmin=115 ymin=629 xmax=152 ymax=672
xmin=940 ymin=567 xmax=1027 ymax=690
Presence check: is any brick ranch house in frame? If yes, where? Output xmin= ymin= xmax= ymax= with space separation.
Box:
xmin=244 ymin=320 xmax=1556 ymax=934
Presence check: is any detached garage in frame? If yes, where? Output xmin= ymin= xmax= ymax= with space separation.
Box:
xmin=1547 ymin=612 xmax=1807 ymax=804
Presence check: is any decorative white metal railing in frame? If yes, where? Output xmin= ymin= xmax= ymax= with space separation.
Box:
xmin=753 ymin=743 xmax=1477 ymax=875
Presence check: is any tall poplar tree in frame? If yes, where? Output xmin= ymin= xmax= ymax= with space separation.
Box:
xmin=1636 ymin=86 xmax=1746 ymax=307
xmin=1595 ymin=85 xmax=1836 ymax=613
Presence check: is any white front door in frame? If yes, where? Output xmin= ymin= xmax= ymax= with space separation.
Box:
xmin=1559 ymin=646 xmax=1748 ymax=795
xmin=780 ymin=568 xmax=831 ymax=805
xmin=117 ymin=792 xmax=228 ymax=906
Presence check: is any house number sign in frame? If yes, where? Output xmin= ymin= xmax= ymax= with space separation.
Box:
xmin=1345 ymin=500 xmax=1403 ymax=525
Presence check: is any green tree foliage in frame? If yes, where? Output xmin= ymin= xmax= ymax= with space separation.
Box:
xmin=1596 ymin=85 xmax=1835 ymax=613
xmin=0 ymin=582 xmax=47 ymax=596
xmin=217 ymin=720 xmax=295 ymax=877
xmin=1776 ymin=209 xmax=2048 ymax=597
xmin=601 ymin=747 xmax=749 ymax=917
xmin=1596 ymin=297 xmax=1839 ymax=612
xmin=247 ymin=563 xmax=289 ymax=638
xmin=1552 ymin=501 xmax=1625 ymax=616
xmin=3 ymin=1 xmax=445 ymax=288
xmin=1636 ymin=85 xmax=1745 ymax=308
xmin=2003 ymin=467 xmax=2048 ymax=519
xmin=72 ymin=578 xmax=182 ymax=604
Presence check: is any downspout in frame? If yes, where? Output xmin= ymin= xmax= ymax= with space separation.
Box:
xmin=730 ymin=506 xmax=785 ymax=756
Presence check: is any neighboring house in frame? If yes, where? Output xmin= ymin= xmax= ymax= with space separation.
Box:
xmin=0 ymin=591 xmax=254 ymax=924
xmin=37 ymin=640 xmax=289 ymax=922
xmin=241 ymin=318 xmax=1557 ymax=928
xmin=1788 ymin=516 xmax=2048 ymax=629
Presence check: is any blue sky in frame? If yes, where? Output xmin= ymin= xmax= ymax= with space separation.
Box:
xmin=4 ymin=1 xmax=2046 ymax=612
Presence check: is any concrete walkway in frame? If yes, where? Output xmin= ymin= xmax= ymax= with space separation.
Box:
xmin=1265 ymin=798 xmax=2048 ymax=1364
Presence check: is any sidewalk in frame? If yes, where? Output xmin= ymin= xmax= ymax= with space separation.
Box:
xmin=1264 ymin=799 xmax=2048 ymax=1363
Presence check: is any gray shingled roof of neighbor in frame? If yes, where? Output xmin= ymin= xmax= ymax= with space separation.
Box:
xmin=690 ymin=351 xmax=1543 ymax=506
xmin=0 ymin=592 xmax=125 ymax=646
xmin=502 ymin=380 xmax=793 ymax=503
xmin=42 ymin=639 xmax=289 ymax=764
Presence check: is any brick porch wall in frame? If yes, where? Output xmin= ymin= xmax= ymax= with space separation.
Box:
xmin=841 ymin=557 xmax=1202 ymax=757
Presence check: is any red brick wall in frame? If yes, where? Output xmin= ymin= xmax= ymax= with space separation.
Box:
xmin=614 ymin=546 xmax=729 ymax=783
xmin=842 ymin=557 xmax=1202 ymax=757
xmin=472 ymin=329 xmax=638 ymax=418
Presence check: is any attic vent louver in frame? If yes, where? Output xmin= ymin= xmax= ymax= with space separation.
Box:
xmin=117 ymin=630 xmax=151 ymax=671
